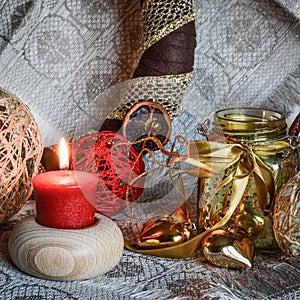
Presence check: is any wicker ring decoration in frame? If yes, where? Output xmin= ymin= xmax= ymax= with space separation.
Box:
xmin=273 ymin=171 xmax=300 ymax=256
xmin=122 ymin=100 xmax=171 ymax=152
xmin=0 ymin=91 xmax=43 ymax=224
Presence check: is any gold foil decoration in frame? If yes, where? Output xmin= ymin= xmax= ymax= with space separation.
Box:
xmin=205 ymin=108 xmax=297 ymax=250
xmin=185 ymin=140 xmax=279 ymax=215
xmin=126 ymin=139 xmax=284 ymax=261
xmin=125 ymin=109 xmax=297 ymax=268
xmin=136 ymin=202 xmax=194 ymax=249
xmin=202 ymin=228 xmax=254 ymax=269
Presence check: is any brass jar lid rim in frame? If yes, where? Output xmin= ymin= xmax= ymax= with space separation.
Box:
xmin=215 ymin=108 xmax=285 ymax=125
xmin=213 ymin=108 xmax=287 ymax=142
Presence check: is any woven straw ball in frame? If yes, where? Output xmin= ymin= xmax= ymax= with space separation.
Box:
xmin=273 ymin=171 xmax=300 ymax=256
xmin=0 ymin=89 xmax=43 ymax=224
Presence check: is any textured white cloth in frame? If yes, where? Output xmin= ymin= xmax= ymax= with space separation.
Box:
xmin=177 ymin=0 xmax=300 ymax=141
xmin=0 ymin=0 xmax=299 ymax=146
xmin=0 ymin=1 xmax=300 ymax=299
xmin=0 ymin=198 xmax=299 ymax=300
xmin=0 ymin=0 xmax=143 ymax=145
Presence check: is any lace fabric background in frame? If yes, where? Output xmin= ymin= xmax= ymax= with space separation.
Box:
xmin=0 ymin=0 xmax=300 ymax=299
xmin=0 ymin=0 xmax=144 ymax=145
xmin=0 ymin=199 xmax=299 ymax=300
xmin=0 ymin=0 xmax=299 ymax=146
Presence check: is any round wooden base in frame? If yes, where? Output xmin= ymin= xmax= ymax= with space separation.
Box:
xmin=8 ymin=216 xmax=124 ymax=281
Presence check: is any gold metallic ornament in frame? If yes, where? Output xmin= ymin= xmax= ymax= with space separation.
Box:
xmin=202 ymin=229 xmax=254 ymax=269
xmin=136 ymin=202 xmax=194 ymax=249
xmin=185 ymin=108 xmax=297 ymax=267
xmin=226 ymin=203 xmax=265 ymax=237
xmin=125 ymin=108 xmax=297 ymax=268
xmin=196 ymin=108 xmax=297 ymax=250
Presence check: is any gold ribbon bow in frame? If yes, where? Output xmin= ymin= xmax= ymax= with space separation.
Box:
xmin=125 ymin=140 xmax=290 ymax=258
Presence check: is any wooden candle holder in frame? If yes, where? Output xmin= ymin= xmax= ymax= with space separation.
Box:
xmin=8 ymin=216 xmax=124 ymax=281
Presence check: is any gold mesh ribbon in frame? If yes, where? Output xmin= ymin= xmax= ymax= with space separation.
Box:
xmin=107 ymin=73 xmax=192 ymax=120
xmin=125 ymin=140 xmax=290 ymax=258
xmin=107 ymin=0 xmax=195 ymax=120
xmin=142 ymin=0 xmax=195 ymax=50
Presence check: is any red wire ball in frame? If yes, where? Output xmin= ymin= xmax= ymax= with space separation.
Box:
xmin=72 ymin=131 xmax=145 ymax=217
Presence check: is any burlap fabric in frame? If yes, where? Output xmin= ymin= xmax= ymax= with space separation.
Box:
xmin=0 ymin=0 xmax=300 ymax=299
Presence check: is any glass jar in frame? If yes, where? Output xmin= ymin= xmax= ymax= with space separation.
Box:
xmin=212 ymin=108 xmax=288 ymax=141
xmin=200 ymin=108 xmax=297 ymax=249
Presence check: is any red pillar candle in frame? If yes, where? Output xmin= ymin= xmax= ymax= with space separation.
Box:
xmin=33 ymin=170 xmax=97 ymax=229
xmin=33 ymin=138 xmax=98 ymax=229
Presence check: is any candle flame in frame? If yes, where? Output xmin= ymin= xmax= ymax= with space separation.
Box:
xmin=262 ymin=110 xmax=266 ymax=121
xmin=59 ymin=138 xmax=69 ymax=170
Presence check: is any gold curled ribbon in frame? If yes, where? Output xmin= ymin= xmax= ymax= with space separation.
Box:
xmin=125 ymin=140 xmax=290 ymax=258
